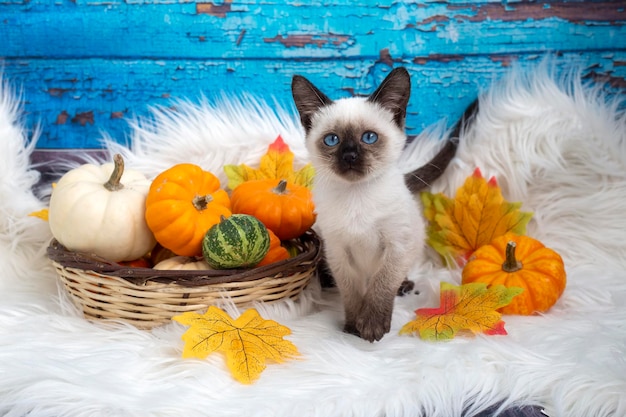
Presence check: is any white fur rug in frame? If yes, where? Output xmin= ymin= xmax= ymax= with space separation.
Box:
xmin=1 ymin=61 xmax=625 ymax=417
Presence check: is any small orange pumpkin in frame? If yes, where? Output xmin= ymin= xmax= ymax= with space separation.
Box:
xmin=145 ymin=163 xmax=231 ymax=257
xmin=256 ymin=228 xmax=291 ymax=267
xmin=118 ymin=257 xmax=152 ymax=268
xmin=462 ymin=233 xmax=566 ymax=315
xmin=230 ymin=178 xmax=315 ymax=240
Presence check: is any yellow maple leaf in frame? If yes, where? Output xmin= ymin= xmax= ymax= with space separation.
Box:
xmin=28 ymin=182 xmax=57 ymax=222
xmin=28 ymin=183 xmax=56 ymax=221
xmin=29 ymin=208 xmax=49 ymax=221
xmin=400 ymin=282 xmax=523 ymax=341
xmin=223 ymin=135 xmax=315 ymax=190
xmin=172 ymin=307 xmax=299 ymax=384
xmin=421 ymin=168 xmax=533 ymax=267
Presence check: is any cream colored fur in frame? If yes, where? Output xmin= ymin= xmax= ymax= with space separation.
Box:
xmin=305 ymin=93 xmax=425 ymax=342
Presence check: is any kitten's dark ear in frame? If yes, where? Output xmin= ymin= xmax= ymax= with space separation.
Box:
xmin=367 ymin=67 xmax=411 ymax=128
xmin=291 ymin=75 xmax=333 ymax=133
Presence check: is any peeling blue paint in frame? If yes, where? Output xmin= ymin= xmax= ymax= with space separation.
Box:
xmin=0 ymin=1 xmax=625 ymax=149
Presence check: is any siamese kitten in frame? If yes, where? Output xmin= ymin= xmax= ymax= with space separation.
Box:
xmin=291 ymin=68 xmax=468 ymax=342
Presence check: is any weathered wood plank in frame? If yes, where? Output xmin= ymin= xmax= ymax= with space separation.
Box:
xmin=4 ymin=52 xmax=625 ymax=149
xmin=2 ymin=1 xmax=625 ymax=59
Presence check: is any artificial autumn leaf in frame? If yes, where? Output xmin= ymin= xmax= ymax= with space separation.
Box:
xmin=29 ymin=208 xmax=49 ymax=221
xmin=421 ymin=168 xmax=533 ymax=267
xmin=224 ymin=135 xmax=315 ymax=190
xmin=400 ymin=282 xmax=523 ymax=341
xmin=172 ymin=306 xmax=299 ymax=384
xmin=29 ymin=183 xmax=56 ymax=221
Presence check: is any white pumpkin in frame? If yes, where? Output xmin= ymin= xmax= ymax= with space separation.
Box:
xmin=48 ymin=154 xmax=156 ymax=262
xmin=153 ymin=256 xmax=212 ymax=271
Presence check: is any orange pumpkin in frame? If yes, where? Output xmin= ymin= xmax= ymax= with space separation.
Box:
xmin=462 ymin=233 xmax=566 ymax=315
xmin=230 ymin=179 xmax=315 ymax=240
xmin=118 ymin=257 xmax=152 ymax=268
xmin=145 ymin=163 xmax=231 ymax=257
xmin=256 ymin=228 xmax=290 ymax=267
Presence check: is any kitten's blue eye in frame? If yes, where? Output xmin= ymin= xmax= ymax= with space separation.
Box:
xmin=361 ymin=131 xmax=378 ymax=144
xmin=323 ymin=134 xmax=340 ymax=147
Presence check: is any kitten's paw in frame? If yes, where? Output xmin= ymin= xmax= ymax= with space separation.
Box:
xmin=397 ymin=279 xmax=415 ymax=296
xmin=343 ymin=322 xmax=361 ymax=337
xmin=355 ymin=312 xmax=392 ymax=343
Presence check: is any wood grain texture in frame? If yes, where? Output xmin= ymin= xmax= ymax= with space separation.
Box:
xmin=1 ymin=1 xmax=625 ymax=149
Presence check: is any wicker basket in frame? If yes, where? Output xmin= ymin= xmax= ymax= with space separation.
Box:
xmin=47 ymin=230 xmax=322 ymax=329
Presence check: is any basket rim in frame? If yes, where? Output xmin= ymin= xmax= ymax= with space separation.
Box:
xmin=47 ymin=229 xmax=322 ymax=287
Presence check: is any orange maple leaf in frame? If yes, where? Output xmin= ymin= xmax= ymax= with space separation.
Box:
xmin=223 ymin=135 xmax=314 ymax=190
xmin=421 ymin=168 xmax=533 ymax=267
xmin=399 ymin=282 xmax=522 ymax=341
xmin=172 ymin=307 xmax=299 ymax=384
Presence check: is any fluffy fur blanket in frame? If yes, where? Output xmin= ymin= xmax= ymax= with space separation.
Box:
xmin=1 ymin=61 xmax=625 ymax=417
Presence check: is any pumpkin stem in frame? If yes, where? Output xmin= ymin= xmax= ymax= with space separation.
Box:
xmin=273 ymin=179 xmax=288 ymax=194
xmin=192 ymin=194 xmax=214 ymax=211
xmin=502 ymin=241 xmax=523 ymax=273
xmin=104 ymin=154 xmax=125 ymax=192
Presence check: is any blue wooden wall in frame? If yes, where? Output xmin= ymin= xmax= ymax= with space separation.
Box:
xmin=1 ymin=1 xmax=625 ymax=150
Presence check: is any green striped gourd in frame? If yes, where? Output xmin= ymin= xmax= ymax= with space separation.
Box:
xmin=202 ymin=214 xmax=270 ymax=269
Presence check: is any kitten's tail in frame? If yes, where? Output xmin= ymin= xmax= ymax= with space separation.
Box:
xmin=404 ymin=99 xmax=479 ymax=193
